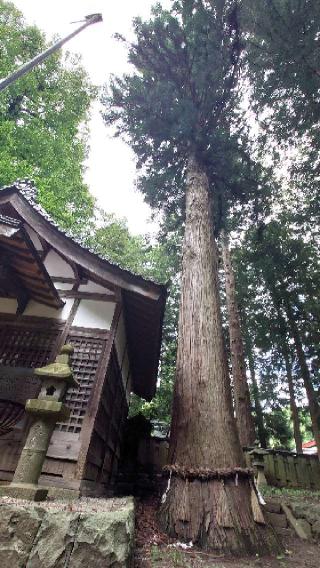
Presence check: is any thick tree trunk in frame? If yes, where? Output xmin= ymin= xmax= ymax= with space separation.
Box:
xmin=159 ymin=156 xmax=279 ymax=554
xmin=283 ymin=350 xmax=303 ymax=454
xmin=284 ymin=299 xmax=320 ymax=459
xmin=221 ymin=229 xmax=256 ymax=448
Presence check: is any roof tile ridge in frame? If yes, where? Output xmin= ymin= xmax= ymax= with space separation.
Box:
xmin=1 ymin=179 xmax=166 ymax=290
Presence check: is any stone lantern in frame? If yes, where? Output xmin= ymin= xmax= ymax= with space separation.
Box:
xmin=249 ymin=448 xmax=269 ymax=489
xmin=0 ymin=345 xmax=77 ymax=501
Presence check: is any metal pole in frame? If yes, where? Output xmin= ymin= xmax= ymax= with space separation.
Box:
xmin=0 ymin=13 xmax=102 ymax=93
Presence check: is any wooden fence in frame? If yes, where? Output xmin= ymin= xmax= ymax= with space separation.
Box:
xmin=134 ymin=434 xmax=320 ymax=491
xmin=245 ymin=449 xmax=320 ymax=490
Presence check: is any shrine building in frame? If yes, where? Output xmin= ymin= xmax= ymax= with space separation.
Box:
xmin=0 ymin=180 xmax=166 ymax=495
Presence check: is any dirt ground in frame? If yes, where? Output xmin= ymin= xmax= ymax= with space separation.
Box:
xmin=134 ymin=498 xmax=320 ymax=568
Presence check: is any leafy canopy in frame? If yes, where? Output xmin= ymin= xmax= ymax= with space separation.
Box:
xmin=102 ymin=0 xmax=259 ymax=229
xmin=0 ymin=0 xmax=96 ymax=232
xmin=243 ymin=0 xmax=320 ymax=141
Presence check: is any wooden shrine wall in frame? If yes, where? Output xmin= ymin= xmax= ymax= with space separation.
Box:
xmin=44 ymin=327 xmax=109 ymax=482
xmin=83 ymin=347 xmax=129 ymax=487
xmin=0 ymin=317 xmax=62 ymax=480
xmin=0 ymin=317 xmax=112 ymax=485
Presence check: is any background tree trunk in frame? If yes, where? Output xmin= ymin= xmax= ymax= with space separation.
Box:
xmin=284 ymin=298 xmax=320 ymax=459
xmin=159 ymin=155 xmax=279 ymax=554
xmin=242 ymin=317 xmax=268 ymax=448
xmin=273 ymin=299 xmax=303 ymax=454
xmin=221 ymin=228 xmax=256 ymax=447
xmin=283 ymin=350 xmax=303 ymax=454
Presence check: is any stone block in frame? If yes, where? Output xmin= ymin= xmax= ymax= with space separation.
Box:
xmin=68 ymin=497 xmax=135 ymax=567
xmin=0 ymin=504 xmax=44 ymax=568
xmin=47 ymin=487 xmax=80 ymax=501
xmin=311 ymin=519 xmax=320 ymax=538
xmin=26 ymin=399 xmax=70 ymax=421
xmin=296 ymin=519 xmax=312 ymax=540
xmin=27 ymin=510 xmax=80 ymax=568
xmin=0 ymin=497 xmax=135 ymax=568
xmin=0 ymin=483 xmax=48 ymax=502
xmin=264 ymin=500 xmax=281 ymax=513
xmin=35 ymin=362 xmax=72 ymax=380
xmin=290 ymin=502 xmax=320 ymax=525
xmin=265 ymin=511 xmax=288 ymax=529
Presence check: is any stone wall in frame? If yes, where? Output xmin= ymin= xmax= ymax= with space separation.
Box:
xmin=288 ymin=501 xmax=320 ymax=540
xmin=0 ymin=497 xmax=134 ymax=568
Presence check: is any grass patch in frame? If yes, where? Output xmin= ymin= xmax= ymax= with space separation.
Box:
xmin=261 ymin=486 xmax=320 ymax=501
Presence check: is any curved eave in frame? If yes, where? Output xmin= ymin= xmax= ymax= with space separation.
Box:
xmin=0 ymin=215 xmax=63 ymax=309
xmin=0 ymin=186 xmax=168 ymax=400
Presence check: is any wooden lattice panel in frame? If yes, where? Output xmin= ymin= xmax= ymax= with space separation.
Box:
xmin=56 ymin=334 xmax=106 ymax=434
xmin=0 ymin=324 xmax=60 ymax=368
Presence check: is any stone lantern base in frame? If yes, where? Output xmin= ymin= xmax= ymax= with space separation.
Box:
xmin=0 ymin=482 xmax=48 ymax=501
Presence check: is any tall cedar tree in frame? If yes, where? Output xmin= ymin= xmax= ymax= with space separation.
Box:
xmin=103 ymin=1 xmax=279 ymax=552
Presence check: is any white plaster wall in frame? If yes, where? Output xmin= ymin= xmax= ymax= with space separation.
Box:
xmin=78 ymin=280 xmax=113 ymax=294
xmin=24 ymin=224 xmax=43 ymax=251
xmin=44 ymin=249 xmax=74 ymax=278
xmin=0 ymin=298 xmax=18 ymax=314
xmin=23 ymin=298 xmax=74 ymax=320
xmin=72 ymin=300 xmax=115 ymax=330
xmin=54 ymin=282 xmax=74 ymax=291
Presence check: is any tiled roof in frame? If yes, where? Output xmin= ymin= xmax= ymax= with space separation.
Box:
xmin=0 ymin=179 xmax=166 ymax=289
xmin=302 ymin=440 xmax=316 ymax=449
xmin=0 ymin=213 xmax=21 ymax=227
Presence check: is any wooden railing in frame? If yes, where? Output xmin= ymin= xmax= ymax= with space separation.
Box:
xmin=245 ymin=449 xmax=320 ymax=490
xmin=130 ymin=435 xmax=320 ymax=492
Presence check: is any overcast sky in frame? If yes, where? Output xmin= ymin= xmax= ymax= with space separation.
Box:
xmin=12 ymin=0 xmax=168 ymax=234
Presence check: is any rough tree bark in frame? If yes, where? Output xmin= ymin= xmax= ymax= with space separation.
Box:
xmin=221 ymin=229 xmax=256 ymax=448
xmin=284 ymin=298 xmax=320 ymax=460
xmin=283 ymin=350 xmax=303 ymax=454
xmin=159 ymin=155 xmax=279 ymax=554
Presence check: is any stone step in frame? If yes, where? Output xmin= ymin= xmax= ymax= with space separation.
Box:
xmin=264 ymin=499 xmax=281 ymax=514
xmin=265 ymin=511 xmax=288 ymax=529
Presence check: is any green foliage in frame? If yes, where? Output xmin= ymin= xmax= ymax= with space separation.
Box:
xmin=243 ymin=0 xmax=320 ymax=223
xmin=265 ymin=407 xmax=294 ymax=450
xmin=244 ymin=0 xmax=320 ymax=141
xmin=261 ymin=486 xmax=320 ymax=501
xmin=233 ymin=212 xmax=320 ymax=448
xmin=87 ymin=211 xmax=156 ymax=275
xmin=102 ymin=0 xmax=262 ymax=232
xmin=0 ymin=0 xmax=96 ymax=233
